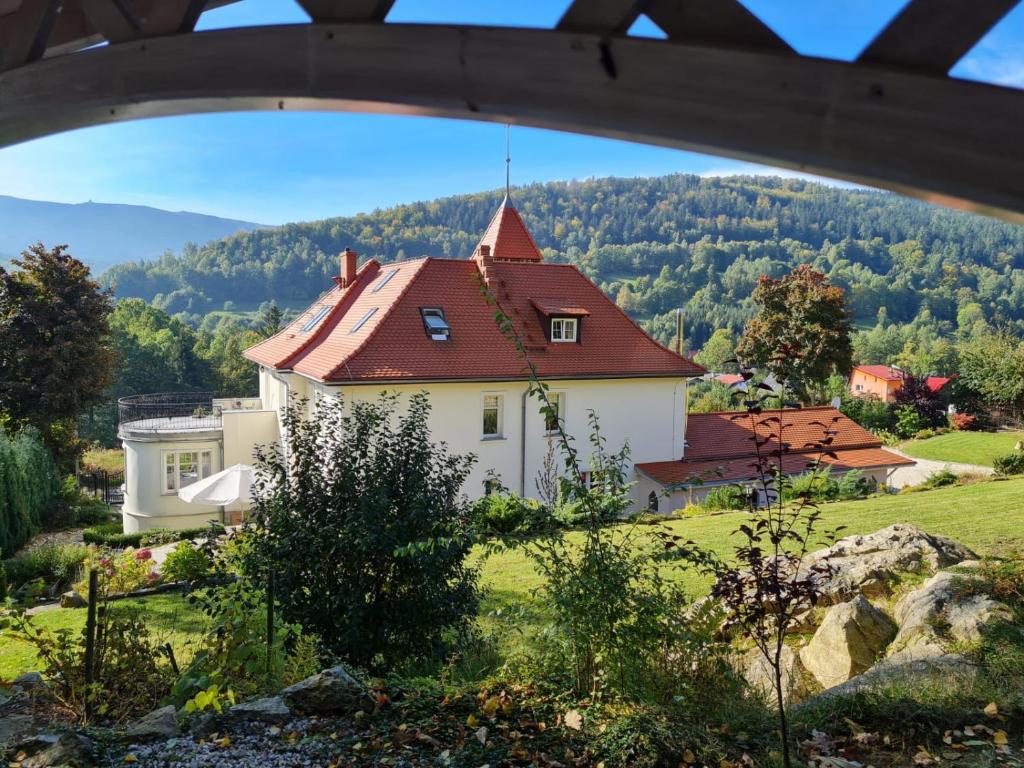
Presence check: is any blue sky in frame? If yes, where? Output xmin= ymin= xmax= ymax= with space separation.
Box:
xmin=1 ymin=0 xmax=1021 ymax=225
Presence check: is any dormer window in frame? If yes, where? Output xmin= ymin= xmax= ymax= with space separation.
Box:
xmin=420 ymin=307 xmax=451 ymax=341
xmin=551 ymin=317 xmax=578 ymax=343
xmin=301 ymin=305 xmax=330 ymax=332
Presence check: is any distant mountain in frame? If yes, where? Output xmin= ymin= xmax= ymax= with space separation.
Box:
xmin=0 ymin=195 xmax=268 ymax=272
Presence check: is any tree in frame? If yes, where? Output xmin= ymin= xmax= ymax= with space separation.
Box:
xmin=736 ymin=266 xmax=853 ymax=401
xmin=694 ymin=328 xmax=737 ymax=372
xmin=956 ymin=331 xmax=1024 ymax=417
xmin=894 ymin=373 xmax=946 ymax=429
xmin=246 ymin=393 xmax=480 ymax=670
xmin=257 ymin=301 xmax=285 ymax=338
xmin=0 ymin=244 xmax=115 ymax=464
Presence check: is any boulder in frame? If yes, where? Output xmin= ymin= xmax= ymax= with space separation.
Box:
xmin=887 ymin=571 xmax=1012 ymax=659
xmin=228 ymin=696 xmax=292 ymax=724
xmin=124 ymin=705 xmax=180 ymax=742
xmin=739 ymin=645 xmax=814 ymax=706
xmin=280 ymin=665 xmax=369 ymax=715
xmin=0 ymin=714 xmax=35 ymax=745
xmin=800 ymin=595 xmax=897 ymax=689
xmin=60 ymin=591 xmax=88 ymax=609
xmin=806 ymin=654 xmax=978 ymax=701
xmin=16 ymin=733 xmax=95 ymax=768
xmin=13 ymin=672 xmax=43 ymax=689
xmin=801 ymin=524 xmax=976 ymax=603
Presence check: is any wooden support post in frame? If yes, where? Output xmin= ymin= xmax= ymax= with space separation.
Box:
xmin=84 ymin=569 xmax=98 ymax=720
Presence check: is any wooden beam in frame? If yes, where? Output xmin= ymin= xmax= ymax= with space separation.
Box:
xmin=556 ymin=0 xmax=641 ymax=35
xmin=141 ymin=0 xmax=207 ymax=36
xmin=78 ymin=0 xmax=141 ymax=43
xmin=859 ymin=0 xmax=1020 ymax=74
xmin=0 ymin=23 xmax=1022 ymax=222
xmin=644 ymin=0 xmax=793 ymax=51
xmin=0 ymin=0 xmax=59 ymax=70
xmin=295 ymin=0 xmax=394 ymax=22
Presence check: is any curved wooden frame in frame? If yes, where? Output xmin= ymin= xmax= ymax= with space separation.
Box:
xmin=2 ymin=22 xmax=1024 ymax=221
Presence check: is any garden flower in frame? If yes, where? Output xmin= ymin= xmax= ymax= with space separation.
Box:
xmin=136 ymin=549 xmax=152 ymax=561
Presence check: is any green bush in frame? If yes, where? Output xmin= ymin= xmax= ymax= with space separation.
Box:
xmin=913 ymin=428 xmax=936 ymax=440
xmin=924 ymin=469 xmax=958 ymax=488
xmin=2 ymin=543 xmax=89 ymax=591
xmin=993 ymin=452 xmax=1024 ymax=476
xmin=0 ymin=428 xmax=60 ymax=556
xmin=700 ymin=485 xmax=750 ymax=511
xmin=81 ymin=523 xmax=219 ymax=549
xmin=0 ymin=561 xmax=7 ymax=600
xmin=162 ymin=540 xmax=213 ymax=583
xmin=841 ymin=395 xmax=893 ymax=432
xmin=471 ymin=492 xmax=550 ymax=534
xmin=894 ymin=405 xmax=924 ymax=439
xmin=60 ymin=476 xmax=112 ymax=526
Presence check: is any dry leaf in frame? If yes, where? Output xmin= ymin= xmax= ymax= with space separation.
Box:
xmin=466 ymin=714 xmax=479 ymax=727
xmin=475 ymin=726 xmax=488 ymax=745
xmin=683 ymin=748 xmax=697 ymax=764
xmin=994 ymin=731 xmax=1008 ymax=747
xmin=983 ymin=702 xmax=999 ymax=717
xmin=564 ymin=709 xmax=583 ymax=731
xmin=123 ymin=756 xmax=138 ymax=764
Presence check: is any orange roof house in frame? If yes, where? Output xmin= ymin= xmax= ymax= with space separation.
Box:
xmin=848 ymin=364 xmax=952 ymax=403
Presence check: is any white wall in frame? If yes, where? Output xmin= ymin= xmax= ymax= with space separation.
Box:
xmin=222 ymin=408 xmax=280 ymax=520
xmin=122 ymin=435 xmax=223 ymax=533
xmin=324 ymin=376 xmax=688 ymax=510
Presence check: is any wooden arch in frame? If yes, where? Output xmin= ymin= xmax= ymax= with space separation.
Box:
xmin=1 ymin=0 xmax=1023 ymax=222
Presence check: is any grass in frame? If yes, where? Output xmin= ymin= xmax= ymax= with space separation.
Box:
xmin=901 ymin=430 xmax=1024 ymax=467
xmin=81 ymin=447 xmax=124 ymax=474
xmin=0 ymin=592 xmax=204 ymax=680
xmin=4 ymin=477 xmax=1024 ymax=679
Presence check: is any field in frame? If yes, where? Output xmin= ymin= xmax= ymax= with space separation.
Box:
xmin=4 ymin=477 xmax=1023 ymax=679
xmin=81 ymin=447 xmax=125 ymax=473
xmin=901 ymin=430 xmax=1024 ymax=466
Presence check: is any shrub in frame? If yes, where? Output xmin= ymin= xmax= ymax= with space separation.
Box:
xmin=840 ymin=395 xmax=892 ymax=432
xmin=471 ymin=492 xmax=548 ymax=534
xmin=2 ymin=544 xmax=89 ymax=591
xmin=993 ymin=452 xmax=1024 ymax=476
xmin=701 ymin=485 xmax=750 ymax=511
xmin=247 ymin=394 xmax=480 ymax=671
xmin=59 ymin=477 xmax=112 ymax=526
xmin=894 ymin=405 xmax=924 ymax=439
xmin=76 ymin=546 xmax=161 ymax=596
xmin=81 ymin=523 xmax=218 ymax=549
xmin=923 ymin=469 xmax=958 ymax=488
xmin=913 ymin=428 xmax=936 ymax=440
xmin=873 ymin=429 xmax=901 ymax=446
xmin=0 ymin=428 xmax=59 ymax=556
xmin=951 ymin=413 xmax=979 ymax=431
xmin=0 ymin=561 xmax=6 ymax=600
xmin=162 ymin=540 xmax=213 ymax=583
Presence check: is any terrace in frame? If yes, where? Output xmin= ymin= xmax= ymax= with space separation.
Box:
xmin=117 ymin=392 xmax=264 ymax=440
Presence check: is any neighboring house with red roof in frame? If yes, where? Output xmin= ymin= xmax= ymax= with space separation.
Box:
xmin=849 ymin=364 xmax=953 ymax=402
xmin=116 ymin=198 xmax=914 ymax=531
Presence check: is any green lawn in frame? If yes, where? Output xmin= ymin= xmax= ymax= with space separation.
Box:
xmin=4 ymin=477 xmax=1023 ymax=679
xmin=901 ymin=430 xmax=1024 ymax=467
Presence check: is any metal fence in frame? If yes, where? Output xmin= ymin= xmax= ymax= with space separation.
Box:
xmin=118 ymin=391 xmax=220 ymax=432
xmin=79 ymin=468 xmax=125 ymax=506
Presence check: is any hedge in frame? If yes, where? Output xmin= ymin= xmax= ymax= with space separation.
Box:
xmin=0 ymin=428 xmax=59 ymax=557
xmin=82 ymin=523 xmax=224 ymax=549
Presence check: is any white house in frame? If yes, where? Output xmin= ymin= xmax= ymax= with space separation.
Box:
xmin=118 ymin=197 xmax=912 ymax=531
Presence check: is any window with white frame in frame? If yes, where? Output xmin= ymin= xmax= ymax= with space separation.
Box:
xmin=544 ymin=391 xmax=564 ymax=433
xmin=163 ymin=450 xmax=212 ymax=494
xmin=550 ymin=317 xmax=578 ymax=342
xmin=482 ymin=394 xmax=503 ymax=438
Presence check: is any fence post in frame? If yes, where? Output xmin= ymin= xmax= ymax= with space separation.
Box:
xmin=84 ymin=569 xmax=98 ymax=720
xmin=266 ymin=569 xmax=275 ymax=683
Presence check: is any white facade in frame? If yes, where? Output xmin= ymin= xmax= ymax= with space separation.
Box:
xmin=259 ymin=367 xmax=689 ymax=509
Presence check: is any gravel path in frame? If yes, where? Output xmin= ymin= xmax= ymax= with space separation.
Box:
xmin=887 ymin=448 xmax=994 ymax=488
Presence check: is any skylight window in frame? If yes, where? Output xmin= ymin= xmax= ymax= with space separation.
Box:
xmin=420 ymin=307 xmax=451 ymax=341
xmin=372 ymin=268 xmax=399 ymax=292
xmin=349 ymin=307 xmax=378 ymax=334
xmin=301 ymin=305 xmax=330 ymax=332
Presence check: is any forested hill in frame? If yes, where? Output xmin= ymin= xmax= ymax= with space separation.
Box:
xmin=104 ymin=175 xmax=1024 ymax=348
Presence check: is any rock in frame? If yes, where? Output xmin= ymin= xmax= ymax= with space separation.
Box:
xmin=186 ymin=712 xmax=223 ymax=739
xmin=0 ymin=714 xmax=35 ymax=745
xmin=801 ymin=524 xmax=976 ymax=603
xmin=807 ymin=654 xmax=978 ymax=700
xmin=800 ymin=595 xmax=897 ymax=689
xmin=228 ymin=695 xmax=291 ymax=724
xmin=16 ymin=733 xmax=95 ymax=767
xmin=124 ymin=705 xmax=180 ymax=742
xmin=281 ymin=665 xmax=369 ymax=715
xmin=60 ymin=590 xmax=87 ymax=609
xmin=887 ymin=571 xmax=1012 ymax=658
xmin=13 ymin=672 xmax=43 ymax=689
xmin=739 ymin=645 xmax=814 ymax=706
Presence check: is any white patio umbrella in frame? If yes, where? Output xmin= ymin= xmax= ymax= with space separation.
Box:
xmin=178 ymin=463 xmax=256 ymax=507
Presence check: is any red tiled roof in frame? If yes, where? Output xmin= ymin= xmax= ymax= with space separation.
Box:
xmin=636 ymin=447 xmax=914 ymax=487
xmin=530 ymin=298 xmax=591 ymax=317
xmin=853 ymin=364 xmax=903 ymax=381
xmin=245 ymin=202 xmax=705 ymax=382
xmin=476 ymin=197 xmax=543 ymax=262
xmin=714 ymin=374 xmax=744 ymax=385
xmin=925 ymin=376 xmax=951 ymax=393
xmin=634 ymin=406 xmax=913 ymax=488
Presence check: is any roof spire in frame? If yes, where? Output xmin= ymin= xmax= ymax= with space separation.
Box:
xmin=504 ymin=124 xmax=511 ymax=201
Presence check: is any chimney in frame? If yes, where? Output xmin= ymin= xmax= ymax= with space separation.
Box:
xmin=340 ymin=248 xmax=358 ymax=287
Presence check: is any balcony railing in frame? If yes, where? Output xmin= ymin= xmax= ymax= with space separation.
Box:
xmin=118 ymin=392 xmax=220 ymax=434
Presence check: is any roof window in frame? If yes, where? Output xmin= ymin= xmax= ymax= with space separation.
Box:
xmin=420 ymin=307 xmax=451 ymax=341
xmin=301 ymin=305 xmax=330 ymax=332
xmin=372 ymin=268 xmax=399 ymax=292
xmin=349 ymin=307 xmax=378 ymax=334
